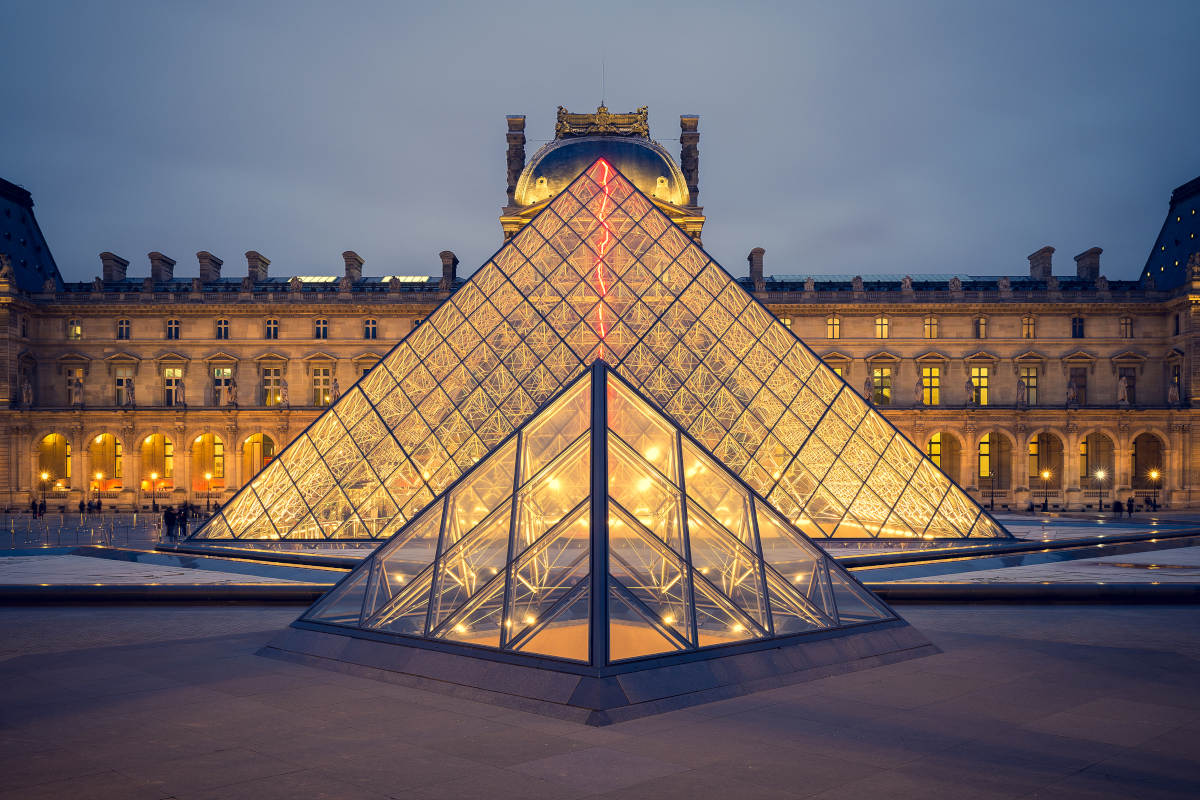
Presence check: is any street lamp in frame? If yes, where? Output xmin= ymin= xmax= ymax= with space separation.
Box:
xmin=93 ymin=471 xmax=103 ymax=508
xmin=204 ymin=471 xmax=213 ymax=513
xmin=1040 ymin=469 xmax=1051 ymax=512
xmin=1148 ymin=468 xmax=1161 ymax=510
xmin=989 ymin=470 xmax=996 ymax=511
xmin=1094 ymin=468 xmax=1107 ymax=510
xmin=150 ymin=471 xmax=159 ymax=512
xmin=39 ymin=471 xmax=49 ymax=510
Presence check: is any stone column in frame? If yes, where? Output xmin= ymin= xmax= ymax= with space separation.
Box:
xmin=1063 ymin=428 xmax=1081 ymax=510
xmin=124 ymin=428 xmax=142 ymax=510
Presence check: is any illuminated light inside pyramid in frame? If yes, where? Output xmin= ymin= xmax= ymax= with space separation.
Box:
xmin=188 ymin=159 xmax=1009 ymax=544
xmin=301 ymin=366 xmax=895 ymax=664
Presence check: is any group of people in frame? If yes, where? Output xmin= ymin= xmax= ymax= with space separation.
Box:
xmin=160 ymin=505 xmax=200 ymax=541
xmin=77 ymin=499 xmax=105 ymax=515
xmin=28 ymin=498 xmax=47 ymax=518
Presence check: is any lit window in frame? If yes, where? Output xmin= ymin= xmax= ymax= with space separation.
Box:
xmin=874 ymin=316 xmax=889 ymax=339
xmin=263 ymin=367 xmax=282 ymax=406
xmin=66 ymin=318 xmax=82 ymax=340
xmin=923 ymin=316 xmax=938 ymax=339
xmin=825 ymin=316 xmax=840 ymax=339
xmin=831 ymin=366 xmax=843 ymax=377
xmin=978 ymin=434 xmax=993 ymax=479
xmin=115 ymin=367 xmax=134 ymax=405
xmin=116 ymin=319 xmax=131 ymax=340
xmin=1071 ymin=317 xmax=1085 ymax=338
xmin=781 ymin=318 xmax=792 ymax=329
xmin=65 ymin=367 xmax=84 ymax=404
xmin=314 ymin=318 xmax=329 ymax=339
xmin=971 ymin=366 xmax=989 ymax=406
xmin=166 ymin=318 xmax=180 ymax=340
xmin=215 ymin=318 xmax=230 ymax=340
xmin=1021 ymin=316 xmax=1035 ymax=339
xmin=265 ymin=318 xmax=279 ymax=340
xmin=921 ymin=367 xmax=940 ymax=406
xmin=872 ymin=367 xmax=892 ymax=405
xmin=974 ymin=317 xmax=987 ymax=339
xmin=212 ymin=367 xmax=233 ymax=404
xmin=1019 ymin=366 xmax=1038 ymax=406
xmin=363 ymin=318 xmax=378 ymax=340
xmin=1119 ymin=317 xmax=1133 ymax=338
xmin=163 ymin=367 xmax=184 ymax=407
xmin=927 ymin=433 xmax=943 ymax=468
xmin=312 ymin=366 xmax=332 ymax=405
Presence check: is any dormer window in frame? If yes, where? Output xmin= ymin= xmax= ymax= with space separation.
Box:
xmin=66 ymin=318 xmax=82 ymax=340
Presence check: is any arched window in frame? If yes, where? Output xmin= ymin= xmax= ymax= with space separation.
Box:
xmin=242 ymin=433 xmax=276 ymax=478
xmin=88 ymin=433 xmax=123 ymax=491
xmin=37 ymin=434 xmax=71 ymax=490
xmin=141 ymin=434 xmax=174 ymax=492
xmin=191 ymin=434 xmax=226 ymax=494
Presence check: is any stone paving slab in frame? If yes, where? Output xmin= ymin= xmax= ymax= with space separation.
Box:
xmin=0 ymin=555 xmax=302 ymax=585
xmin=893 ymin=545 xmax=1200 ymax=584
xmin=0 ymin=604 xmax=1196 ymax=798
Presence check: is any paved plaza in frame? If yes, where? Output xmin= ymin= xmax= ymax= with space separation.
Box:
xmin=0 ymin=604 xmax=1197 ymax=799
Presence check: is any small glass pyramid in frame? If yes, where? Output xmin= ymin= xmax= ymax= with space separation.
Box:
xmin=300 ymin=364 xmax=894 ymax=665
xmin=190 ymin=159 xmax=1009 ymax=544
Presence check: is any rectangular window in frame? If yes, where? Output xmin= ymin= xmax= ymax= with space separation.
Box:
xmin=1071 ymin=317 xmax=1085 ymax=338
xmin=163 ymin=367 xmax=183 ymax=407
xmin=115 ymin=367 xmax=134 ymax=405
xmin=166 ymin=319 xmax=180 ymax=340
xmin=1119 ymin=317 xmax=1133 ymax=338
xmin=212 ymin=366 xmax=233 ymax=404
xmin=363 ymin=318 xmax=378 ymax=339
xmin=1119 ymin=367 xmax=1137 ymax=405
xmin=312 ymin=366 xmax=332 ymax=405
xmin=1022 ymin=317 xmax=1036 ymax=339
xmin=874 ymin=317 xmax=889 ymax=339
xmin=1069 ymin=367 xmax=1088 ymax=405
xmin=213 ymin=439 xmax=225 ymax=480
xmin=974 ymin=317 xmax=987 ymax=339
xmin=1027 ymin=437 xmax=1039 ymax=482
xmin=116 ymin=319 xmax=131 ymax=340
xmin=971 ymin=366 xmax=989 ymax=406
xmin=65 ymin=367 xmax=84 ymax=404
xmin=262 ymin=367 xmax=282 ymax=406
xmin=265 ymin=319 xmax=279 ymax=339
xmin=780 ymin=317 xmax=792 ymax=329
xmin=1174 ymin=314 xmax=1180 ymax=336
xmin=1019 ymin=366 xmax=1038 ymax=406
xmin=66 ymin=318 xmax=82 ymax=340
xmin=215 ymin=319 xmax=230 ymax=340
xmin=921 ymin=366 xmax=940 ymax=406
xmin=923 ymin=316 xmax=938 ymax=339
xmin=927 ymin=432 xmax=942 ymax=468
xmin=872 ymin=367 xmax=892 ymax=406
xmin=826 ymin=316 xmax=840 ymax=339
xmin=1079 ymin=439 xmax=1089 ymax=483
xmin=1172 ymin=364 xmax=1182 ymax=397
xmin=314 ymin=318 xmax=329 ymax=339
xmin=978 ymin=434 xmax=992 ymax=479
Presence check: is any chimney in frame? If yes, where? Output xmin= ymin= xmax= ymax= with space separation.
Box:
xmin=505 ymin=115 xmax=526 ymax=206
xmin=196 ymin=251 xmax=223 ymax=282
xmin=148 ymin=251 xmax=175 ymax=282
xmin=1027 ymin=246 xmax=1054 ymax=281
xmin=439 ymin=250 xmax=459 ymax=292
xmin=99 ymin=252 xmax=129 ymax=282
xmin=342 ymin=250 xmax=364 ymax=281
xmin=1074 ymin=247 xmax=1102 ymax=281
xmin=245 ymin=250 xmax=270 ymax=282
xmin=679 ymin=115 xmax=700 ymax=204
xmin=747 ymin=247 xmax=766 ymax=292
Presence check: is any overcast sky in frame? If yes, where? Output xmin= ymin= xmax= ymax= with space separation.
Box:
xmin=3 ymin=0 xmax=1198 ymax=284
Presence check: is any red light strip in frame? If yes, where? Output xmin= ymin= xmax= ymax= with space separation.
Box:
xmin=593 ymin=160 xmax=612 ymax=345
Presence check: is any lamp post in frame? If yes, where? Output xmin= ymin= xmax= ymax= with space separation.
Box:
xmin=1149 ymin=469 xmax=1161 ymax=510
xmin=989 ymin=470 xmax=996 ymax=511
xmin=150 ymin=471 xmax=159 ymax=512
xmin=1040 ymin=469 xmax=1051 ymax=512
xmin=93 ymin=471 xmax=103 ymax=508
xmin=1094 ymin=468 xmax=1107 ymax=511
xmin=204 ymin=471 xmax=213 ymax=513
xmin=39 ymin=471 xmax=49 ymax=510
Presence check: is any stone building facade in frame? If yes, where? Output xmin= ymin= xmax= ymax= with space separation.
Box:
xmin=2 ymin=109 xmax=1197 ymax=512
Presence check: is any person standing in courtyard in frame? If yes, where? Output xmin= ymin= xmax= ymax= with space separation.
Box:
xmin=1126 ymin=496 xmax=1134 ymax=518
xmin=163 ymin=506 xmax=176 ymax=542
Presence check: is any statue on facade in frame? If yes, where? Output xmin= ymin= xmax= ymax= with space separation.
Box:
xmin=1096 ymin=275 xmax=1109 ymax=291
xmin=997 ymin=276 xmax=1011 ymax=293
xmin=125 ymin=381 xmax=135 ymax=408
xmin=280 ymin=378 xmax=290 ymax=408
xmin=948 ymin=276 xmax=962 ymax=293
xmin=175 ymin=379 xmax=186 ymax=409
xmin=862 ymin=373 xmax=874 ymax=403
xmin=70 ymin=376 xmax=84 ymax=408
xmin=1016 ymin=378 xmax=1028 ymax=409
xmin=1117 ymin=376 xmax=1130 ymax=408
xmin=1168 ymin=378 xmax=1181 ymax=408
xmin=227 ymin=378 xmax=238 ymax=407
xmin=852 ymin=275 xmax=864 ymax=292
xmin=330 ymin=378 xmax=341 ymax=403
xmin=965 ymin=376 xmax=976 ymax=406
xmin=804 ymin=276 xmax=815 ymax=293
xmin=901 ymin=275 xmax=913 ymax=292
xmin=20 ymin=378 xmax=33 ymax=409
xmin=1066 ymin=377 xmax=1079 ymax=408
xmin=914 ymin=375 xmax=925 ymax=406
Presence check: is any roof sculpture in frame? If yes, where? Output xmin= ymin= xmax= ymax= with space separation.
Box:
xmin=189 ymin=159 xmax=1009 ymax=547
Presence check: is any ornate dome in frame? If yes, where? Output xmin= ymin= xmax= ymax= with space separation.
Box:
xmin=515 ymin=136 xmax=690 ymax=208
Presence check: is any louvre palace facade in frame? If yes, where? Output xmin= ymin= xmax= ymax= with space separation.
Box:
xmin=2 ymin=106 xmax=1199 ymax=513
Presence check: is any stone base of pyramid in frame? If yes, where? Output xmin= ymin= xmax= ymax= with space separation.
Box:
xmin=260 ymin=619 xmax=937 ymax=726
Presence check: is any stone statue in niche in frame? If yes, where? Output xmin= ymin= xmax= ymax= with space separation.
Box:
xmin=997 ymin=276 xmax=1011 ymax=293
xmin=175 ymin=379 xmax=186 ymax=409
xmin=21 ymin=378 xmax=33 ymax=409
xmin=1117 ymin=376 xmax=1130 ymax=408
xmin=804 ymin=277 xmax=815 ymax=293
xmin=852 ymin=276 xmax=864 ymax=292
xmin=1168 ymin=378 xmax=1181 ymax=408
xmin=330 ymin=378 xmax=341 ymax=403
xmin=949 ymin=276 xmax=962 ymax=293
xmin=227 ymin=378 xmax=238 ymax=407
xmin=125 ymin=381 xmax=136 ymax=408
xmin=914 ymin=375 xmax=925 ymax=406
xmin=901 ymin=275 xmax=913 ymax=292
xmin=965 ymin=376 xmax=976 ymax=406
xmin=280 ymin=378 xmax=290 ymax=409
xmin=1016 ymin=378 xmax=1028 ymax=409
xmin=1066 ymin=377 xmax=1079 ymax=408
xmin=70 ymin=377 xmax=83 ymax=408
xmin=863 ymin=373 xmax=875 ymax=403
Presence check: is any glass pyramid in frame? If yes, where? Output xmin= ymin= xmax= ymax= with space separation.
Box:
xmin=300 ymin=364 xmax=895 ymax=664
xmin=189 ymin=158 xmax=1009 ymax=544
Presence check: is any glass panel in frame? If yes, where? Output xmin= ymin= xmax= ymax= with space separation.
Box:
xmin=303 ymin=569 xmax=368 ymax=626
xmin=513 ymin=584 xmax=590 ymax=662
xmin=367 ymin=568 xmax=433 ymax=636
xmin=680 ymin=441 xmax=753 ymax=547
xmin=685 ymin=503 xmax=767 ymax=628
xmin=435 ymin=575 xmax=507 ymax=649
xmin=514 ymin=437 xmax=590 ymax=554
xmin=608 ymin=435 xmax=684 ymax=555
xmin=508 ymin=504 xmax=590 ymax=645
xmin=691 ymin=576 xmax=763 ymax=648
xmin=520 ymin=375 xmax=591 ymax=480
xmin=430 ymin=501 xmax=512 ymax=631
xmin=763 ymin=567 xmax=834 ymax=634
xmin=607 ymin=505 xmax=692 ymax=645
xmin=607 ymin=379 xmax=678 ymax=481
xmin=608 ymin=581 xmax=685 ymax=662
xmin=829 ymin=568 xmax=893 ymax=625
xmin=755 ymin=500 xmax=823 ymax=584
xmin=443 ymin=439 xmax=517 ymax=548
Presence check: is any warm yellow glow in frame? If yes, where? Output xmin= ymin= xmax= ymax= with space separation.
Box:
xmin=194 ymin=436 xmax=203 ymax=444
xmin=94 ymin=471 xmax=103 ymax=481
xmin=144 ymin=436 xmax=152 ymax=445
xmin=548 ymin=477 xmax=560 ymax=491
xmin=40 ymin=471 xmax=49 ymax=481
xmin=150 ymin=472 xmax=159 ymax=481
xmin=1149 ymin=469 xmax=1161 ymax=481
xmin=453 ymin=623 xmax=468 ymax=634
xmin=636 ymin=477 xmax=652 ymax=492
xmin=1041 ymin=470 xmax=1051 ymax=480
xmin=523 ymin=615 xmax=536 ymax=625
xmin=204 ymin=472 xmax=213 ymax=481
xmin=1094 ymin=469 xmax=1106 ymax=481
xmin=94 ymin=435 xmax=103 ymax=444
xmin=662 ymin=614 xmax=676 ymax=625
xmin=644 ymin=446 xmax=660 ymax=462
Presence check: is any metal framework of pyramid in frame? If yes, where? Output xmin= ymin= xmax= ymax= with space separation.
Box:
xmin=191 ymin=159 xmax=1009 ymax=545
xmin=264 ymin=364 xmax=936 ymax=724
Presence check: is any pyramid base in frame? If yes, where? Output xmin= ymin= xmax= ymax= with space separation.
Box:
xmin=259 ymin=620 xmax=938 ymax=725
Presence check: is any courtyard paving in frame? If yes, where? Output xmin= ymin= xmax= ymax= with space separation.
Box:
xmin=0 ymin=604 xmax=1197 ymax=799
